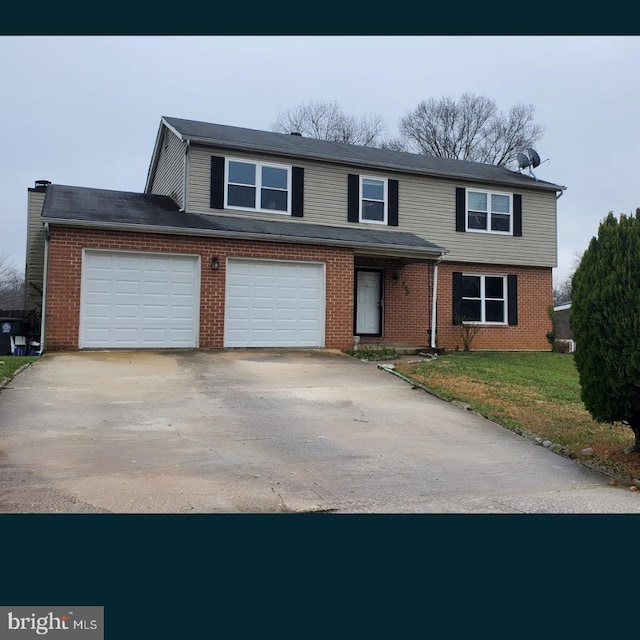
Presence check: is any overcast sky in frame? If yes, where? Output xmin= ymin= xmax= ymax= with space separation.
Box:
xmin=1 ymin=35 xmax=639 ymax=287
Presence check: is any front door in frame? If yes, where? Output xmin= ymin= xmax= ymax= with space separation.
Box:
xmin=355 ymin=269 xmax=383 ymax=335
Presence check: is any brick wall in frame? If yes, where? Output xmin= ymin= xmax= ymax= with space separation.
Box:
xmin=44 ymin=227 xmax=355 ymax=351
xmin=435 ymin=262 xmax=553 ymax=351
xmin=354 ymin=258 xmax=433 ymax=346
xmin=44 ymin=227 xmax=553 ymax=353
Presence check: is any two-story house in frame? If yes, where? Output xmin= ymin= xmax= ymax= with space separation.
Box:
xmin=24 ymin=116 xmax=565 ymax=352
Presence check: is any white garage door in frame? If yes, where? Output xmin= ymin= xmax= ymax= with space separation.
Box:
xmin=225 ymin=258 xmax=325 ymax=347
xmin=80 ymin=250 xmax=199 ymax=349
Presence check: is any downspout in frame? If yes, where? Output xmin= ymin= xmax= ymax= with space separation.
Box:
xmin=430 ymin=253 xmax=445 ymax=349
xmin=182 ymin=139 xmax=190 ymax=212
xmin=39 ymin=222 xmax=50 ymax=354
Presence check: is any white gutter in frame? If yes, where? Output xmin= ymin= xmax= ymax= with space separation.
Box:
xmin=430 ymin=253 xmax=445 ymax=349
xmin=39 ymin=222 xmax=50 ymax=354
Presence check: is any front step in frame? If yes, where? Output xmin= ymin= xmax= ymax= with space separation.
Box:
xmin=357 ymin=343 xmax=435 ymax=355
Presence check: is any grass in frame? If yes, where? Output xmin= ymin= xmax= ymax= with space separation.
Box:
xmin=394 ymin=352 xmax=640 ymax=482
xmin=0 ymin=356 xmax=39 ymax=385
xmin=343 ymin=346 xmax=399 ymax=361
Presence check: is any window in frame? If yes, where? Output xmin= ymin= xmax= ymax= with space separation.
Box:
xmin=225 ymin=159 xmax=291 ymax=214
xmin=466 ymin=190 xmax=512 ymax=234
xmin=348 ymin=174 xmax=398 ymax=226
xmin=453 ymin=272 xmax=518 ymax=326
xmin=460 ymin=274 xmax=507 ymax=324
xmin=360 ymin=177 xmax=387 ymax=224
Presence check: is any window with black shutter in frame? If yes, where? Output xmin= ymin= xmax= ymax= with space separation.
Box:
xmin=211 ymin=155 xmax=302 ymax=216
xmin=348 ymin=174 xmax=399 ymax=226
xmin=455 ymin=187 xmax=521 ymax=236
xmin=452 ymin=272 xmax=518 ymax=325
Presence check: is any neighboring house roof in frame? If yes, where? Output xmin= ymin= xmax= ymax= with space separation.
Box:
xmin=41 ymin=184 xmax=447 ymax=258
xmin=152 ymin=116 xmax=567 ymax=194
xmin=554 ymin=302 xmax=572 ymax=340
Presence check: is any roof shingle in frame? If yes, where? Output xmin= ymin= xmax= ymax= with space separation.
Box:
xmin=162 ymin=116 xmax=565 ymax=193
xmin=41 ymin=184 xmax=447 ymax=257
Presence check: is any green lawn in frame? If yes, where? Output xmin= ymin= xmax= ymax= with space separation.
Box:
xmin=0 ymin=356 xmax=39 ymax=384
xmin=395 ymin=352 xmax=640 ymax=482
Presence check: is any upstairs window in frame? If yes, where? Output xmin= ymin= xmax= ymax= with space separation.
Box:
xmin=225 ymin=159 xmax=291 ymax=214
xmin=348 ymin=174 xmax=398 ymax=226
xmin=466 ymin=190 xmax=512 ymax=234
xmin=360 ymin=177 xmax=387 ymax=224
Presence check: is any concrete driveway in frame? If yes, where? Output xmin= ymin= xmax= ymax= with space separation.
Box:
xmin=1 ymin=349 xmax=639 ymax=513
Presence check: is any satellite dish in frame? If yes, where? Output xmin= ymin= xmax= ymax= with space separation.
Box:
xmin=528 ymin=148 xmax=541 ymax=168
xmin=516 ymin=148 xmax=547 ymax=180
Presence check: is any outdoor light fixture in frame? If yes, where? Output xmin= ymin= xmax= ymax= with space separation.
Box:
xmin=211 ymin=257 xmax=220 ymax=270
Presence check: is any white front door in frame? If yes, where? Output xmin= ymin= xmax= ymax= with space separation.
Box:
xmin=355 ymin=270 xmax=382 ymax=335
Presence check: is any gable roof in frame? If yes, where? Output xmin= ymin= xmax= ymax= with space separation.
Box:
xmin=150 ymin=116 xmax=566 ymax=194
xmin=41 ymin=184 xmax=447 ymax=259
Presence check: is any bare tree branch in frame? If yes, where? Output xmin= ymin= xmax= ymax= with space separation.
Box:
xmin=399 ymin=93 xmax=544 ymax=168
xmin=272 ymin=99 xmax=389 ymax=148
xmin=0 ymin=254 xmax=25 ymax=309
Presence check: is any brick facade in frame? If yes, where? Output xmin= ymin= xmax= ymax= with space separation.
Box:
xmin=435 ymin=262 xmax=553 ymax=351
xmin=355 ymin=257 xmax=433 ymax=347
xmin=44 ymin=227 xmax=355 ymax=351
xmin=44 ymin=227 xmax=553 ymax=353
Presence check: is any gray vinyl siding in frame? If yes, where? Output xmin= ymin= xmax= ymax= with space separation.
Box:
xmin=397 ymin=174 xmax=558 ymax=267
xmin=25 ymin=189 xmax=46 ymax=310
xmin=149 ymin=128 xmax=186 ymax=209
xmin=187 ymin=145 xmax=558 ymax=268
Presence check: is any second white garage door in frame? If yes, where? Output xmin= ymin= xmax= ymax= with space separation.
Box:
xmin=224 ymin=258 xmax=325 ymax=347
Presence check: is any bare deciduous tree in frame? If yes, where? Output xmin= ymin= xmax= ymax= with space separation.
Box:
xmin=398 ymin=93 xmax=544 ymax=168
xmin=553 ymin=252 xmax=582 ymax=305
xmin=272 ymin=99 xmax=389 ymax=148
xmin=0 ymin=254 xmax=25 ymax=309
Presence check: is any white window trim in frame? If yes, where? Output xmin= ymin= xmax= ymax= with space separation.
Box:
xmin=465 ymin=189 xmax=513 ymax=236
xmin=224 ymin=157 xmax=292 ymax=215
xmin=461 ymin=273 xmax=508 ymax=325
xmin=359 ymin=175 xmax=388 ymax=225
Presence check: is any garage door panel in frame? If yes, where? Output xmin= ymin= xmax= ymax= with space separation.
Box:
xmin=115 ymin=281 xmax=141 ymax=295
xmin=81 ymin=251 xmax=199 ymax=349
xmin=142 ymin=281 xmax=168 ymax=295
xmin=115 ymin=304 xmax=140 ymax=319
xmin=224 ymin=259 xmax=324 ymax=348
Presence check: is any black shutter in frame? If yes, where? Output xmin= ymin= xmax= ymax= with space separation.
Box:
xmin=292 ymin=167 xmax=304 ymax=217
xmin=507 ymin=274 xmax=518 ymax=325
xmin=388 ymin=179 xmax=399 ymax=226
xmin=347 ymin=174 xmax=359 ymax=223
xmin=455 ymin=187 xmax=466 ymax=232
xmin=452 ymin=272 xmax=463 ymax=324
xmin=513 ymin=194 xmax=522 ymax=236
xmin=210 ymin=155 xmax=225 ymax=209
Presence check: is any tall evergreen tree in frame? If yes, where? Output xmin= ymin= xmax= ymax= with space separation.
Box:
xmin=571 ymin=210 xmax=640 ymax=451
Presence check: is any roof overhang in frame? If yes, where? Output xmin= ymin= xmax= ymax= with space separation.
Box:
xmin=160 ymin=116 xmax=566 ymax=195
xmin=43 ymin=216 xmax=447 ymax=261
